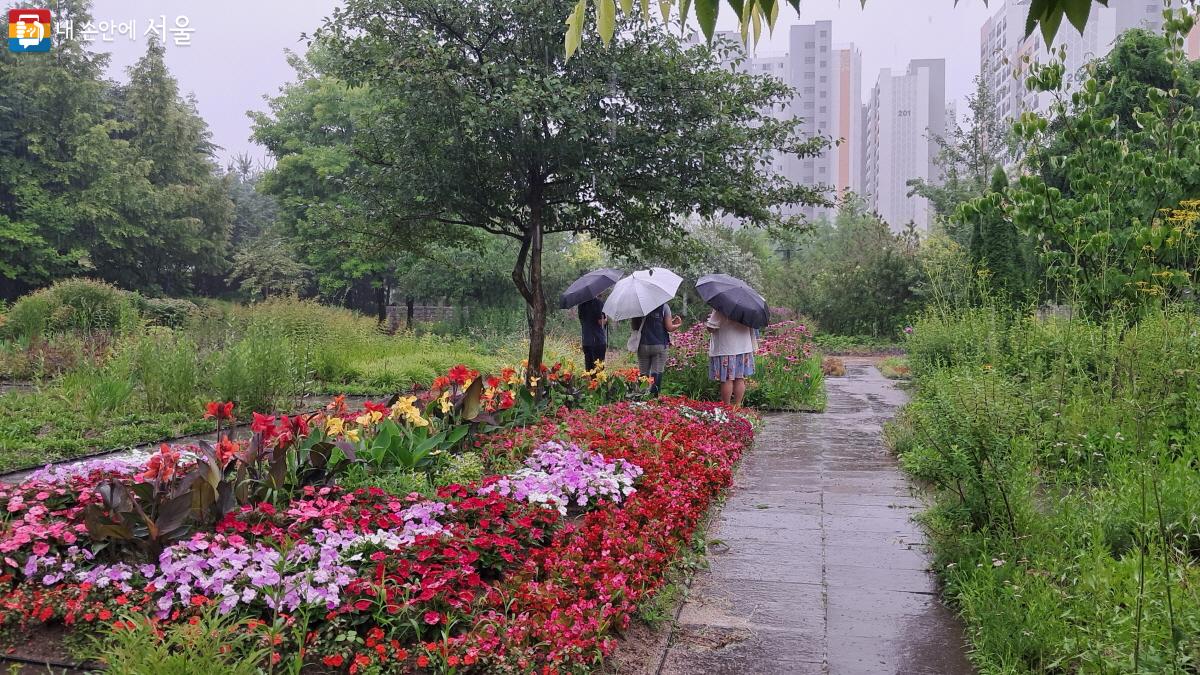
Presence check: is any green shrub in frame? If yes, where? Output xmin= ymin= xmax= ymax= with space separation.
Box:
xmin=133 ymin=296 xmax=200 ymax=328
xmin=89 ymin=608 xmax=272 ymax=675
xmin=904 ymin=307 xmax=1007 ymax=378
xmin=341 ymin=466 xmax=434 ymax=497
xmin=3 ymin=278 xmax=139 ymax=340
xmin=434 ymin=452 xmax=485 ymax=488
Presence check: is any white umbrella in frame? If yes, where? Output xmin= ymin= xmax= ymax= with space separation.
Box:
xmin=602 ymin=267 xmax=683 ymax=321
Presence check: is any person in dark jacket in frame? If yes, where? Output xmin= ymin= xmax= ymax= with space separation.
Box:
xmin=630 ymin=303 xmax=682 ymax=395
xmin=578 ymin=297 xmax=608 ymax=371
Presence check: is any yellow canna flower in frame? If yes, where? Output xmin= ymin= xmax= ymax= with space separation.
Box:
xmin=345 ymin=428 xmax=360 ymax=442
xmin=439 ymin=391 xmax=452 ymax=414
xmin=325 ymin=417 xmax=345 ymax=436
xmin=355 ymin=413 xmax=373 ymax=427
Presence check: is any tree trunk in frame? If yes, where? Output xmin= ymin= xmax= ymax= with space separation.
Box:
xmin=526 ymin=214 xmax=547 ymax=376
xmin=512 ymin=212 xmax=547 ymax=380
xmin=374 ymin=283 xmax=387 ymax=324
xmin=405 ymin=295 xmax=415 ymax=330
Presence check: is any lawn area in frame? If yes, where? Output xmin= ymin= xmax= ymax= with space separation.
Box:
xmin=0 ymin=283 xmax=584 ymax=473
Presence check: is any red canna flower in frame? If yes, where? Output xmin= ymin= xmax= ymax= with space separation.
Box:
xmin=251 ymin=412 xmax=277 ymax=436
xmin=499 ymin=390 xmax=516 ymax=410
xmin=215 ymin=437 xmax=240 ymax=464
xmin=139 ymin=444 xmax=180 ymax=482
xmin=447 ymin=364 xmax=478 ymax=386
xmin=203 ymin=401 xmax=235 ymax=421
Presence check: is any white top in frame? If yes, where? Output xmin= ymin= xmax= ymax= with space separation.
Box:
xmin=706 ymin=311 xmax=756 ymax=357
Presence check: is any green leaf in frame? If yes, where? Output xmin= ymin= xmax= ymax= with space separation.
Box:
xmin=1062 ymin=0 xmax=1091 ymax=34
xmin=445 ymin=424 xmax=469 ymax=447
xmin=1024 ymin=0 xmax=1049 ymax=38
xmin=598 ymin=0 xmax=617 ymax=45
xmin=565 ymin=0 xmax=588 ymax=60
xmin=695 ymin=0 xmax=719 ymax=41
xmin=758 ymin=0 xmax=776 ymax=26
xmin=1039 ymin=8 xmax=1063 ymax=50
xmin=620 ymin=0 xmax=634 ymax=14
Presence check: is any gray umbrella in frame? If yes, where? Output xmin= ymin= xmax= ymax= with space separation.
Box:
xmin=559 ymin=268 xmax=623 ymax=309
xmin=695 ymin=274 xmax=769 ymax=329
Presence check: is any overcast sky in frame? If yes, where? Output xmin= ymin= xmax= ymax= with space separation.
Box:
xmin=70 ymin=0 xmax=999 ymax=165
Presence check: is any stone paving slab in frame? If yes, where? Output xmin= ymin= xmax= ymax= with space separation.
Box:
xmin=659 ymin=359 xmax=973 ymax=675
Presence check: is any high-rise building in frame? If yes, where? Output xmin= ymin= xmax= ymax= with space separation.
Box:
xmin=980 ymin=0 xmax=1168 ymax=122
xmin=715 ymin=22 xmax=862 ymax=222
xmin=862 ymin=59 xmax=947 ymax=232
xmin=831 ymin=45 xmax=863 ymax=200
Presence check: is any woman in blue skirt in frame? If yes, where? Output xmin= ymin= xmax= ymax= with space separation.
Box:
xmin=705 ymin=310 xmax=756 ymax=406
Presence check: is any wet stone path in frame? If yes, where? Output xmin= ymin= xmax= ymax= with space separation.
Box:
xmin=658 ymin=359 xmax=973 ymax=675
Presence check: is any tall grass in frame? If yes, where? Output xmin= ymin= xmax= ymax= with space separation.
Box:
xmin=128 ymin=329 xmax=203 ymax=414
xmin=212 ymin=326 xmax=305 ymax=413
xmin=891 ymin=304 xmax=1200 ymax=672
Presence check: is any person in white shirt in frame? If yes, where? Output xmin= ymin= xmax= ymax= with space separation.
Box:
xmin=705 ymin=310 xmax=756 ymax=406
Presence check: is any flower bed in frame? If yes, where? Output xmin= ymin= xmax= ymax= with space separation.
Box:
xmin=664 ymin=320 xmax=825 ymax=410
xmin=0 ymin=366 xmax=755 ymax=672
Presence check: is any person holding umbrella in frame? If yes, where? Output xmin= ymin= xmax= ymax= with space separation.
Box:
xmin=632 ymin=302 xmax=682 ymax=395
xmin=578 ymin=296 xmax=608 ymax=371
xmin=560 ymin=268 xmax=622 ymax=372
xmin=705 ymin=310 xmax=756 ymax=406
xmin=603 ymin=268 xmax=683 ymax=396
xmin=695 ymin=274 xmax=769 ymax=407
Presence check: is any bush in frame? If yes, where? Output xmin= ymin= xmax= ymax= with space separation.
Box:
xmin=904 ymin=307 xmax=1007 ymax=378
xmin=893 ymin=304 xmax=1200 ymax=672
xmin=3 ymin=278 xmax=139 ymax=340
xmin=434 ymin=452 xmax=485 ymax=488
xmin=89 ymin=608 xmax=272 ymax=675
xmin=133 ymin=296 xmax=200 ymax=328
xmin=341 ymin=466 xmax=434 ymax=497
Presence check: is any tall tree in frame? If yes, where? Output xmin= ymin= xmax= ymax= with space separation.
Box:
xmin=908 ymin=75 xmax=1011 ymax=242
xmin=309 ymin=0 xmax=827 ymax=370
xmin=0 ymin=0 xmax=134 ymax=297
xmin=963 ymin=10 xmax=1200 ymax=315
xmin=0 ymin=6 xmax=231 ymax=299
xmin=965 ymin=166 xmax=1029 ymax=301
xmin=113 ymin=38 xmax=232 ymax=295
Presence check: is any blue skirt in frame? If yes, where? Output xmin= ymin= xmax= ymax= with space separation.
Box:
xmin=709 ymin=353 xmax=756 ymax=381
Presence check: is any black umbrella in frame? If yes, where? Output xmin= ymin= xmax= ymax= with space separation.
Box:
xmin=559 ymin=268 xmax=623 ymax=309
xmin=695 ymin=274 xmax=770 ymax=329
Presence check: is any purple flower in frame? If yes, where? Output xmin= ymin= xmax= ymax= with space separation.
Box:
xmin=479 ymin=441 xmax=642 ymax=515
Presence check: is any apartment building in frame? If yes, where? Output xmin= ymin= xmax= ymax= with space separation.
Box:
xmin=862 ymin=59 xmax=947 ymax=232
